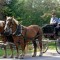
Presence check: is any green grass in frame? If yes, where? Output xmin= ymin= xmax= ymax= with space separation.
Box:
xmin=48 ymin=42 xmax=56 ymax=50
xmin=0 ymin=49 xmax=15 ymax=56
xmin=0 ymin=49 xmax=24 ymax=56
xmin=0 ymin=49 xmax=4 ymax=56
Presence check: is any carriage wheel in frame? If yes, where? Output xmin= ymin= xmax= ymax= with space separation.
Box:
xmin=56 ymin=38 xmax=60 ymax=54
xmin=42 ymin=39 xmax=49 ymax=53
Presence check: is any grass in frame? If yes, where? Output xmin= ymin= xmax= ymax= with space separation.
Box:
xmin=48 ymin=42 xmax=56 ymax=50
xmin=0 ymin=49 xmax=23 ymax=56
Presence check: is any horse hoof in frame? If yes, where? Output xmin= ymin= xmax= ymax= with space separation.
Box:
xmin=15 ymin=56 xmax=19 ymax=59
xmin=20 ymin=55 xmax=24 ymax=59
xmin=32 ymin=55 xmax=36 ymax=57
xmin=39 ymin=54 xmax=42 ymax=57
xmin=10 ymin=56 xmax=13 ymax=58
xmin=3 ymin=56 xmax=7 ymax=58
xmin=20 ymin=57 xmax=24 ymax=59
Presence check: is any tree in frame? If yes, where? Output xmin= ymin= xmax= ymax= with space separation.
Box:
xmin=3 ymin=0 xmax=60 ymax=26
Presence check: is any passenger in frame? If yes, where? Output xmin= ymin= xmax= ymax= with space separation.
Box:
xmin=50 ymin=12 xmax=58 ymax=27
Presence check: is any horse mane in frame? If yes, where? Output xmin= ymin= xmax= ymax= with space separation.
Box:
xmin=13 ymin=18 xmax=19 ymax=25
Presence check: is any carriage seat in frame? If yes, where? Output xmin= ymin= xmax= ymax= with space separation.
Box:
xmin=42 ymin=24 xmax=55 ymax=33
xmin=42 ymin=24 xmax=56 ymax=39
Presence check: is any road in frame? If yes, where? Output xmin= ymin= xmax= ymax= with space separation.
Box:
xmin=0 ymin=50 xmax=60 ymax=60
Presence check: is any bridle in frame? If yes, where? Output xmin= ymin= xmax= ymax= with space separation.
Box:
xmin=5 ymin=19 xmax=23 ymax=36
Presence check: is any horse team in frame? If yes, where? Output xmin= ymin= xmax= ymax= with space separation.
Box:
xmin=0 ymin=16 xmax=43 ymax=59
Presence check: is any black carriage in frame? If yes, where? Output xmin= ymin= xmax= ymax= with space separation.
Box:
xmin=42 ymin=24 xmax=60 ymax=54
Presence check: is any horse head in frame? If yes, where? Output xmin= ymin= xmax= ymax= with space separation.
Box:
xmin=4 ymin=16 xmax=20 ymax=35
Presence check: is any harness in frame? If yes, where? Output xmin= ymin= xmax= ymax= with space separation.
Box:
xmin=4 ymin=23 xmax=41 ymax=44
xmin=13 ymin=24 xmax=23 ymax=36
xmin=12 ymin=24 xmax=41 ymax=41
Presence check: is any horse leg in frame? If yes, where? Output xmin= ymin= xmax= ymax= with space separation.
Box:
xmin=20 ymin=42 xmax=26 ymax=59
xmin=2 ymin=36 xmax=7 ymax=58
xmin=15 ymin=43 xmax=19 ymax=58
xmin=38 ymin=37 xmax=42 ymax=56
xmin=21 ymin=48 xmax=25 ymax=59
xmin=9 ymin=44 xmax=13 ymax=58
xmin=3 ymin=45 xmax=7 ymax=58
xmin=32 ymin=40 xmax=37 ymax=57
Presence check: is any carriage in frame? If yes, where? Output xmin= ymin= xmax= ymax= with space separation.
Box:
xmin=42 ymin=24 xmax=60 ymax=54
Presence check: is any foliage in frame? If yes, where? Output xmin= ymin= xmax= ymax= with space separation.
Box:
xmin=3 ymin=0 xmax=60 ymax=26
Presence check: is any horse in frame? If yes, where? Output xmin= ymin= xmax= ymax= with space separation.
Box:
xmin=0 ymin=20 xmax=14 ymax=58
xmin=4 ymin=16 xmax=43 ymax=59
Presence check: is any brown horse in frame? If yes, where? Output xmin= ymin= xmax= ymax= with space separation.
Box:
xmin=0 ymin=20 xmax=14 ymax=58
xmin=0 ymin=21 xmax=8 ymax=58
xmin=4 ymin=16 xmax=43 ymax=58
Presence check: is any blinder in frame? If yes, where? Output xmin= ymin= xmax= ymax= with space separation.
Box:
xmin=4 ymin=28 xmax=12 ymax=36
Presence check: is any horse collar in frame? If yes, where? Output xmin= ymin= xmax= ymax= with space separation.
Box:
xmin=13 ymin=24 xmax=23 ymax=36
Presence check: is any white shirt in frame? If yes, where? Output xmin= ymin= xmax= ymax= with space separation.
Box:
xmin=50 ymin=17 xmax=58 ymax=24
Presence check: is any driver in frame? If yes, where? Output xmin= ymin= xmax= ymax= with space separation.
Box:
xmin=50 ymin=12 xmax=58 ymax=27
